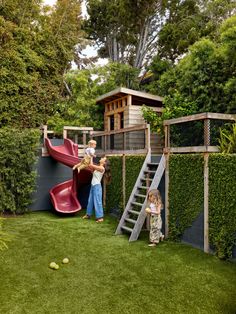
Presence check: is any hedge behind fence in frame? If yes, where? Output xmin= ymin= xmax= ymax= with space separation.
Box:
xmin=106 ymin=156 xmax=123 ymax=213
xmin=209 ymin=154 xmax=236 ymax=259
xmin=0 ymin=128 xmax=40 ymax=214
xmin=125 ymin=155 xmax=145 ymax=203
xmin=169 ymin=154 xmax=236 ymax=259
xmin=169 ymin=154 xmax=204 ymax=241
xmin=106 ymin=155 xmax=145 ymax=213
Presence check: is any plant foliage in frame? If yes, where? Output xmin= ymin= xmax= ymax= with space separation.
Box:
xmin=0 ymin=0 xmax=83 ymax=128
xmin=209 ymin=154 xmax=236 ymax=259
xmin=106 ymin=156 xmax=123 ymax=213
xmin=0 ymin=128 xmax=40 ymax=214
xmin=169 ymin=154 xmax=204 ymax=240
xmin=106 ymin=155 xmax=145 ymax=213
xmin=125 ymin=156 xmax=145 ymax=203
xmin=218 ymin=123 xmax=236 ymax=153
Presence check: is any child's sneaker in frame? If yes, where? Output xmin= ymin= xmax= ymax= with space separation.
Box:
xmin=160 ymin=235 xmax=164 ymax=242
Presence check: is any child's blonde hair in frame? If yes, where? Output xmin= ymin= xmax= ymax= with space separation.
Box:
xmin=147 ymin=189 xmax=163 ymax=209
xmin=88 ymin=139 xmax=97 ymax=146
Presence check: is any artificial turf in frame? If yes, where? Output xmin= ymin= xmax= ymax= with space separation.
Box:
xmin=0 ymin=211 xmax=235 ymax=314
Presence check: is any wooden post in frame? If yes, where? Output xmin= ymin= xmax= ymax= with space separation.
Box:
xmin=74 ymin=133 xmax=78 ymax=144
xmin=63 ymin=128 xmax=67 ymax=139
xmin=127 ymin=94 xmax=132 ymax=106
xmin=204 ymin=153 xmax=209 ymax=253
xmin=43 ymin=125 xmax=48 ymax=145
xmin=165 ymin=153 xmax=170 ymax=237
xmin=83 ymin=132 xmax=86 ymax=147
xmin=164 ymin=125 xmax=168 ymax=148
xmin=122 ymin=154 xmax=126 ymax=211
xmin=145 ymin=124 xmax=151 ymax=151
xmin=104 ymin=135 xmax=107 ymax=154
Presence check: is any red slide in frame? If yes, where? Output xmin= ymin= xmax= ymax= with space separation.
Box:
xmin=45 ymin=138 xmax=92 ymax=214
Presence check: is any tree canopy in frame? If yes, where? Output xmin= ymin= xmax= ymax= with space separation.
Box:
xmin=142 ymin=15 xmax=236 ymax=134
xmin=0 ymin=0 xmax=83 ymax=128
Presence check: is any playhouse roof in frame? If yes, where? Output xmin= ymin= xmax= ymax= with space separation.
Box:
xmin=96 ymin=87 xmax=163 ymax=107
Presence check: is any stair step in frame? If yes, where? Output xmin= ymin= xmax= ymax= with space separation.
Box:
xmin=131 ymin=201 xmax=143 ymax=207
xmin=121 ymin=225 xmax=133 ymax=233
xmin=128 ymin=209 xmax=140 ymax=215
xmin=135 ymin=193 xmax=146 ymax=198
xmin=125 ymin=218 xmax=137 ymax=224
xmin=144 ymin=170 xmax=156 ymax=174
xmin=137 ymin=186 xmax=149 ymax=190
xmin=141 ymin=177 xmax=153 ymax=181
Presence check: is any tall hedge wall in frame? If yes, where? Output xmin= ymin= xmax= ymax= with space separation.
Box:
xmin=209 ymin=154 xmax=236 ymax=259
xmin=106 ymin=155 xmax=145 ymax=213
xmin=169 ymin=153 xmax=236 ymax=259
xmin=106 ymin=156 xmax=123 ymax=212
xmin=169 ymin=154 xmax=204 ymax=241
xmin=125 ymin=155 xmax=145 ymax=203
xmin=0 ymin=128 xmax=40 ymax=214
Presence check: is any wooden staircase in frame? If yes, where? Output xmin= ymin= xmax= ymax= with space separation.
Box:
xmin=115 ymin=152 xmax=165 ymax=241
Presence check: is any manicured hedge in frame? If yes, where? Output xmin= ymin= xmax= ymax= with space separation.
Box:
xmin=169 ymin=153 xmax=236 ymax=259
xmin=106 ymin=155 xmax=145 ymax=213
xmin=209 ymin=154 xmax=236 ymax=259
xmin=125 ymin=155 xmax=145 ymax=203
xmin=168 ymin=154 xmax=204 ymax=241
xmin=106 ymin=156 xmax=123 ymax=213
xmin=0 ymin=128 xmax=40 ymax=214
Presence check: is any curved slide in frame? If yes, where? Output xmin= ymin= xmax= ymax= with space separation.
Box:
xmin=45 ymin=138 xmax=92 ymax=214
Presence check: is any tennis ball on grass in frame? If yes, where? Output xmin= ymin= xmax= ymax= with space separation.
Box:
xmin=62 ymin=258 xmax=69 ymax=264
xmin=54 ymin=264 xmax=59 ymax=270
xmin=49 ymin=262 xmax=57 ymax=269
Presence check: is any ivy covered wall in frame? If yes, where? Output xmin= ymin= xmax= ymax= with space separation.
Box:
xmin=169 ymin=154 xmax=236 ymax=259
xmin=168 ymin=154 xmax=204 ymax=241
xmin=106 ymin=155 xmax=145 ymax=213
xmin=209 ymin=154 xmax=236 ymax=259
xmin=125 ymin=155 xmax=145 ymax=203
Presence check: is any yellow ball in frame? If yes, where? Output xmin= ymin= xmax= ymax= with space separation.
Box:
xmin=49 ymin=262 xmax=57 ymax=269
xmin=54 ymin=264 xmax=59 ymax=270
xmin=62 ymin=258 xmax=69 ymax=264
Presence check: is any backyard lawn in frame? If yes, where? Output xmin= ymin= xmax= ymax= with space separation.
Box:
xmin=0 ymin=211 xmax=235 ymax=314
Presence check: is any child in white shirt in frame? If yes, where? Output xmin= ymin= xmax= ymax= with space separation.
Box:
xmin=73 ymin=140 xmax=97 ymax=173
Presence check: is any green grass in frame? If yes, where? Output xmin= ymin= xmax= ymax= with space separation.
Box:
xmin=0 ymin=211 xmax=235 ymax=314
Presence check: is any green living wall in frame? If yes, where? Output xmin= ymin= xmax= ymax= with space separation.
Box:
xmin=106 ymin=155 xmax=145 ymax=213
xmin=209 ymin=154 xmax=236 ymax=259
xmin=125 ymin=155 xmax=145 ymax=203
xmin=0 ymin=128 xmax=40 ymax=214
xmin=169 ymin=154 xmax=236 ymax=259
xmin=169 ymin=154 xmax=204 ymax=241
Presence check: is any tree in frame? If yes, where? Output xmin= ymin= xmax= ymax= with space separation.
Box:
xmin=84 ymin=0 xmax=164 ymax=68
xmin=142 ymin=16 xmax=236 ymax=134
xmin=157 ymin=0 xmax=236 ymax=62
xmin=0 ymin=0 xmax=83 ymax=128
